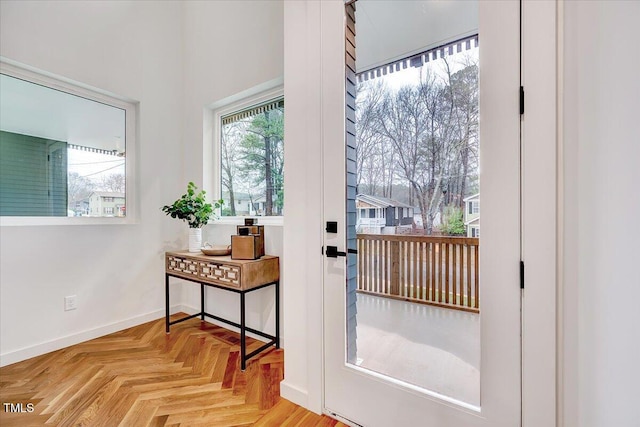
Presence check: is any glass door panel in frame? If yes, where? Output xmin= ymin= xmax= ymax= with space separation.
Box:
xmin=348 ymin=6 xmax=481 ymax=402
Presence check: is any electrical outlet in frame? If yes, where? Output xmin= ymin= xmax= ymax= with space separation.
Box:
xmin=64 ymin=295 xmax=77 ymax=311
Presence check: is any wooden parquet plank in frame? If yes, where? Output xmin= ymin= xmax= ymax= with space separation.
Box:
xmin=212 ymin=345 xmax=232 ymax=382
xmin=252 ymin=398 xmax=299 ymax=426
xmin=222 ymin=350 xmax=240 ymax=389
xmin=154 ymin=389 xmax=245 ymax=417
xmin=72 ymin=376 xmax=124 ymax=427
xmin=53 ymin=373 xmax=119 ymax=427
xmin=150 ymin=413 xmax=170 ymax=427
xmin=0 ymin=314 xmax=341 ymax=427
xmin=87 ymin=385 xmax=139 ymax=427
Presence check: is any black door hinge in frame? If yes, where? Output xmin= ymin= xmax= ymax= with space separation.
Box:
xmin=519 ymin=86 xmax=525 ymax=115
xmin=520 ymin=260 xmax=525 ymax=289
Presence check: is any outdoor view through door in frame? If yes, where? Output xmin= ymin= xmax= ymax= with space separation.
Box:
xmin=349 ymin=3 xmax=480 ymax=406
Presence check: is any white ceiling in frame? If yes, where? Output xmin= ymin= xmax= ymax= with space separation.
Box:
xmin=0 ymin=74 xmax=125 ymax=152
xmin=356 ymin=0 xmax=478 ymax=73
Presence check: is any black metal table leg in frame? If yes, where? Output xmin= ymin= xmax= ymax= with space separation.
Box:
xmin=275 ymin=280 xmax=280 ymax=349
xmin=165 ymin=274 xmax=170 ymax=333
xmin=240 ymin=292 xmax=246 ymax=370
xmin=201 ymin=283 xmax=205 ymax=321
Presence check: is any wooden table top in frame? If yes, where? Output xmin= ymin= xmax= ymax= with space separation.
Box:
xmin=166 ymin=251 xmax=278 ymax=265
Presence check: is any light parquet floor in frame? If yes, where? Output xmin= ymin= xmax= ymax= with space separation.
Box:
xmin=0 ymin=314 xmax=347 ymax=427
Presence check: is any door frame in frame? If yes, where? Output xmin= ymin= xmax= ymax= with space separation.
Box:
xmin=520 ymin=1 xmax=557 ymax=426
xmin=280 ymin=1 xmax=556 ymax=425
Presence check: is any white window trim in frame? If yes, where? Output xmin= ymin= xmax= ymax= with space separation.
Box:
xmin=0 ymin=58 xmax=138 ymax=227
xmin=205 ymin=79 xmax=284 ymax=227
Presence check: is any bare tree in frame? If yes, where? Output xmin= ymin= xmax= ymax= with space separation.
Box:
xmin=355 ymin=55 xmax=479 ymax=234
xmin=355 ymin=81 xmax=384 ymax=190
xmin=68 ymin=172 xmax=94 ymax=209
xmin=100 ymin=173 xmax=125 ymax=193
xmin=437 ymin=57 xmax=479 ymax=209
xmin=376 ymin=81 xmax=445 ymax=233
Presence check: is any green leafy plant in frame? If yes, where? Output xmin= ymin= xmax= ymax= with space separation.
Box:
xmin=440 ymin=205 xmax=466 ymax=236
xmin=162 ymin=182 xmax=224 ymax=228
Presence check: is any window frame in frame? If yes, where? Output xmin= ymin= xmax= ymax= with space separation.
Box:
xmin=208 ymin=83 xmax=284 ymax=226
xmin=0 ymin=59 xmax=138 ymax=226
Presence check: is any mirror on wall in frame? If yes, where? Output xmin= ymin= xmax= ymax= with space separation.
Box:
xmin=0 ymin=72 xmax=127 ymax=218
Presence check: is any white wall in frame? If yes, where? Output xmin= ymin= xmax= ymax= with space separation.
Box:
xmin=562 ymin=1 xmax=640 ymax=426
xmin=180 ymin=1 xmax=284 ymax=338
xmin=0 ymin=0 xmax=185 ymax=365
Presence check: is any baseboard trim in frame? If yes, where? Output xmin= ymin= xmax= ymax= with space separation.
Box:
xmin=1 ymin=304 xmax=284 ymax=367
xmin=0 ymin=307 xmax=181 ymax=367
xmin=280 ymin=381 xmax=309 ymax=409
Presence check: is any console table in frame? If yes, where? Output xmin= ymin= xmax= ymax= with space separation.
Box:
xmin=165 ymin=251 xmax=280 ymax=370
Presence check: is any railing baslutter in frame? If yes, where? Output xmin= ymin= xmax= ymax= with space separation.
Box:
xmin=356 ymin=234 xmax=480 ymax=313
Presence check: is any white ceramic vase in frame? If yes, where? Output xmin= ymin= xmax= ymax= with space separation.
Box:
xmin=188 ymin=228 xmax=202 ymax=252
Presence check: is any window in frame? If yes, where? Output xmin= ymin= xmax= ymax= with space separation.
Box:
xmin=104 ymin=207 xmax=114 ymax=215
xmin=468 ymin=200 xmax=479 ymax=215
xmin=219 ymin=97 xmax=284 ymax=217
xmin=0 ymin=60 xmax=136 ymax=225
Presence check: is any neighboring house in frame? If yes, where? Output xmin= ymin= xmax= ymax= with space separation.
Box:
xmin=464 ymin=193 xmax=480 ymax=237
xmin=222 ymin=192 xmax=254 ymax=216
xmin=69 ymin=199 xmax=90 ymax=216
xmin=221 ymin=192 xmax=266 ymax=216
xmin=88 ymin=191 xmax=125 ymax=217
xmin=253 ymin=194 xmax=283 ymax=216
xmin=356 ymin=194 xmax=414 ymax=234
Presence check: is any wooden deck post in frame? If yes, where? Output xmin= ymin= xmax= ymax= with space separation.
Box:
xmin=390 ymin=240 xmax=400 ymax=295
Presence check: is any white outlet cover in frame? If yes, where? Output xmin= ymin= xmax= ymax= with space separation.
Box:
xmin=64 ymin=295 xmax=77 ymax=311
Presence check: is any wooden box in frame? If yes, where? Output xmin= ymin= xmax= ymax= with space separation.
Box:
xmin=237 ymin=225 xmax=265 ymax=257
xmin=231 ymin=235 xmax=261 ymax=260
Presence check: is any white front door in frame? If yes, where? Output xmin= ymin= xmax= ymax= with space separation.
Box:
xmin=322 ymin=1 xmax=521 ymax=425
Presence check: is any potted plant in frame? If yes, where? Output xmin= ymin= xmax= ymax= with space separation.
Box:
xmin=162 ymin=182 xmax=224 ymax=252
